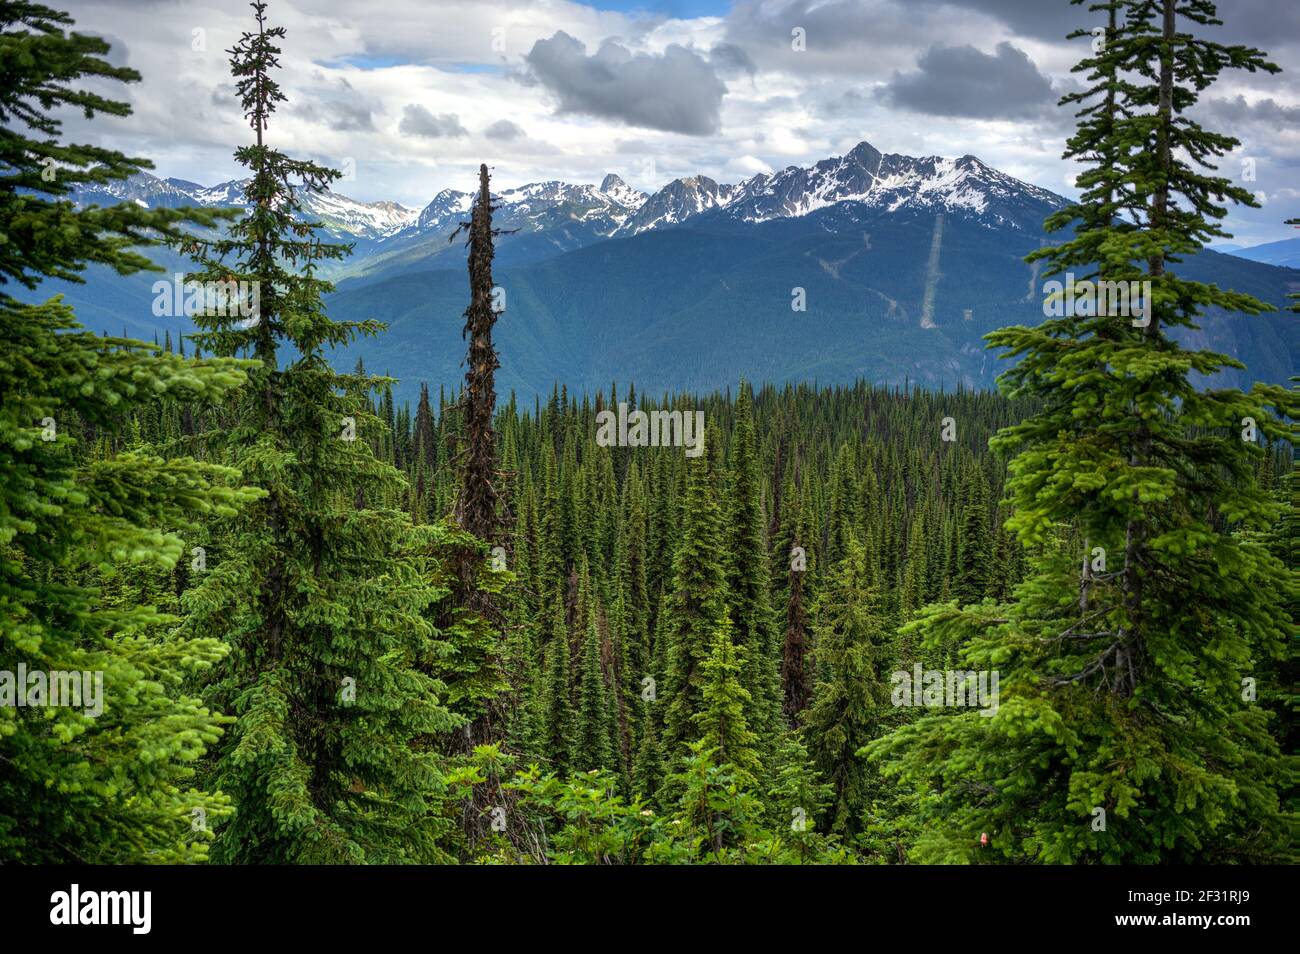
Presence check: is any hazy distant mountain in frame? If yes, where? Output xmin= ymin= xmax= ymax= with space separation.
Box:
xmin=72 ymin=139 xmax=1069 ymax=267
xmin=75 ymin=172 xmax=419 ymax=245
xmin=52 ymin=141 xmax=1298 ymax=405
xmin=323 ymin=196 xmax=1296 ymax=406
xmin=1216 ymin=236 xmax=1300 ymax=270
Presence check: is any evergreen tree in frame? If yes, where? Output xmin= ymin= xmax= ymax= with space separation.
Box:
xmin=671 ymin=615 xmax=763 ymax=857
xmin=805 ymin=535 xmax=892 ymax=838
xmin=0 ymin=0 xmax=257 ymax=863
xmin=575 ymin=616 xmax=614 ymax=771
xmin=724 ymin=382 xmax=782 ymax=744
xmin=440 ymin=164 xmax=511 ymax=775
xmin=182 ymin=2 xmax=462 ymax=863
xmin=540 ymin=592 xmax=577 ymax=773
xmin=954 ymin=463 xmax=991 ymax=604
xmin=899 ymin=507 xmax=929 ymax=621
xmin=871 ymin=0 xmax=1293 ymax=863
xmin=616 ymin=461 xmax=651 ymax=730
xmin=765 ymin=730 xmax=834 ymax=861
xmin=692 ymin=614 xmax=761 ymax=789
xmin=451 ymin=163 xmax=503 ymax=552
xmin=825 ymin=443 xmax=860 ymax=569
xmin=411 ymin=383 xmax=436 ymax=474
xmin=631 ymin=701 xmax=663 ymax=801
xmin=660 ymin=429 xmax=730 ymax=764
xmin=774 ymin=472 xmax=814 ymax=724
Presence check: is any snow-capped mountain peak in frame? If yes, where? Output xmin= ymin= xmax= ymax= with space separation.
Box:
xmin=72 ymin=142 xmax=1065 ymax=255
xmin=300 ymin=189 xmax=418 ymax=238
xmin=606 ymin=140 xmax=1063 ymax=236
xmin=598 ymin=173 xmax=647 ymax=210
xmin=73 ymin=171 xmax=418 ymax=241
xmin=408 ymin=178 xmax=647 ymax=240
xmin=698 ymin=140 xmax=1064 ymax=232
xmin=617 ymin=174 xmax=738 ymax=235
xmin=415 ymin=189 xmax=474 ymax=231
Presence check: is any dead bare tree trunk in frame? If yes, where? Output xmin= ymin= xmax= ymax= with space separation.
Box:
xmin=456 ymin=163 xmax=502 ymax=545
xmin=445 ymin=164 xmax=516 ymax=855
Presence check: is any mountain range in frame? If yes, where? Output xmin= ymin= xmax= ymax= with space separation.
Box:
xmin=44 ymin=140 xmax=1300 ymax=405
xmin=1213 ymin=236 xmax=1300 ymax=270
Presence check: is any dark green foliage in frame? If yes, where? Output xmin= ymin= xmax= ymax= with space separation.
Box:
xmin=3 ymin=0 xmax=1291 ymax=870
xmin=540 ymin=592 xmax=577 ymax=773
xmin=0 ymin=1 xmax=233 ymax=287
xmin=691 ymin=615 xmax=761 ymax=792
xmin=869 ymin=0 xmax=1295 ymax=864
xmin=575 ymin=616 xmax=613 ymax=771
xmin=805 ymin=535 xmax=893 ymax=837
xmin=660 ymin=432 xmax=730 ymax=762
xmin=180 ymin=3 xmax=465 ymax=863
xmin=0 ymin=0 xmax=257 ymax=863
xmin=725 ymin=383 xmax=783 ymax=748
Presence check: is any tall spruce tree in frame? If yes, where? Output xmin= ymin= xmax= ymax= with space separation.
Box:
xmin=691 ymin=615 xmax=762 ymax=789
xmin=660 ymin=429 xmax=730 ymax=767
xmin=670 ymin=614 xmax=763 ymax=857
xmin=452 ymin=163 xmax=503 ymax=551
xmin=724 ymin=382 xmax=783 ymax=745
xmin=954 ymin=462 xmax=992 ymax=604
xmin=540 ymin=591 xmax=577 ymax=773
xmin=441 ymin=163 xmax=511 ymax=762
xmin=182 ymin=1 xmax=463 ymax=863
xmin=575 ymin=616 xmax=613 ymax=771
xmin=870 ymin=0 xmax=1294 ymax=863
xmin=805 ymin=535 xmax=892 ymax=837
xmin=616 ymin=461 xmax=652 ymax=738
xmin=774 ymin=471 xmax=814 ymax=724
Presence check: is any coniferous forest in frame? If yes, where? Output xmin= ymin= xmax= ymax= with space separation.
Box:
xmin=0 ymin=0 xmax=1296 ymax=891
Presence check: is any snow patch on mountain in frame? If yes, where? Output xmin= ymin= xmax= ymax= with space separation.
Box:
xmin=618 ymin=175 xmax=738 ymax=234
xmin=74 ymin=142 xmax=1066 ymax=250
xmin=74 ymin=171 xmax=418 ymax=240
xmin=613 ymin=142 xmax=1065 ymax=235
xmin=598 ymin=173 xmax=648 ymax=210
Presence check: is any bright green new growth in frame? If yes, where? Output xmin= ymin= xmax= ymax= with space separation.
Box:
xmin=0 ymin=0 xmax=259 ymax=862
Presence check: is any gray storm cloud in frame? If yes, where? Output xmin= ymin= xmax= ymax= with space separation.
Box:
xmin=399 ymin=104 xmax=468 ymax=138
xmin=524 ymin=31 xmax=727 ymax=136
xmin=882 ymin=42 xmax=1055 ymax=119
xmin=914 ymin=0 xmax=1294 ymax=47
xmin=708 ymin=42 xmax=756 ymax=80
xmin=484 ymin=119 xmax=525 ymax=141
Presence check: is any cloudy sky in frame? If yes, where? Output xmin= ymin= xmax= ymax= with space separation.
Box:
xmin=61 ymin=0 xmax=1300 ymax=245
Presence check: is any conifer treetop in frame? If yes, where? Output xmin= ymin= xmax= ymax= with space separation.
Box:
xmin=0 ymin=0 xmax=235 ymax=288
